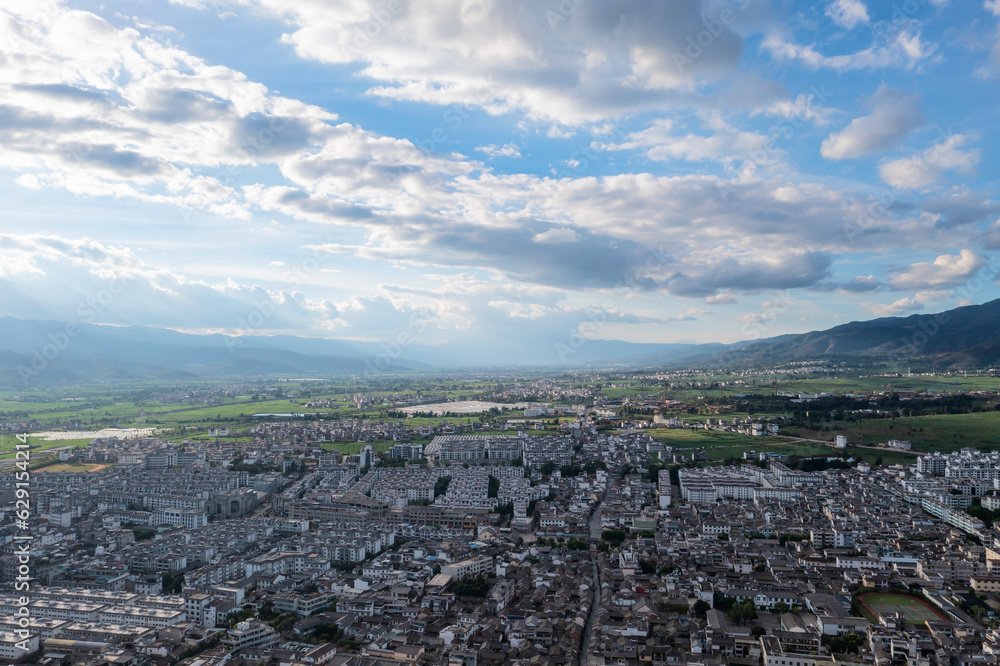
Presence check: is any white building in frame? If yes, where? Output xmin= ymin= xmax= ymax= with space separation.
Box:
xmin=0 ymin=632 xmax=39 ymax=661
xmin=223 ymin=620 xmax=280 ymax=650
xmin=153 ymin=507 xmax=208 ymax=529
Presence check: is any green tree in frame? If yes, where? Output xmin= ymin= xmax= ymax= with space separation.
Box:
xmin=693 ymin=600 xmax=711 ymax=617
xmin=727 ymin=600 xmax=758 ymax=625
xmin=454 ymin=576 xmax=490 ymax=598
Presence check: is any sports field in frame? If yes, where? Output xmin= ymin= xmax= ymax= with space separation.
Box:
xmin=859 ymin=593 xmax=948 ymax=623
xmin=35 ymin=462 xmax=110 ymax=473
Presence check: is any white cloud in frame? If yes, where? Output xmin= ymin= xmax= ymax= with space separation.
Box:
xmin=889 ymin=250 xmax=985 ymax=291
xmin=476 ymin=143 xmax=521 ymax=159
xmin=14 ymin=174 xmax=41 ymax=189
xmin=705 ymin=292 xmax=738 ymax=305
xmin=546 ymin=126 xmax=577 ymax=139
xmin=821 ymin=85 xmax=922 ymax=160
xmin=879 ymin=135 xmax=979 ymax=189
xmin=756 ymin=93 xmax=835 ymax=125
xmin=0 ymin=2 xmax=340 ymax=219
xmin=600 ymin=119 xmax=771 ymax=164
xmin=975 ymin=1 xmax=1000 ymax=79
xmin=0 ymin=233 xmax=324 ymax=332
xmin=826 ymin=0 xmax=869 ymax=29
xmin=864 ymin=296 xmax=924 ymax=317
xmin=763 ymin=29 xmax=936 ymax=72
xmin=183 ymin=0 xmax=747 ymax=124
xmin=532 ymin=228 xmax=580 ymax=244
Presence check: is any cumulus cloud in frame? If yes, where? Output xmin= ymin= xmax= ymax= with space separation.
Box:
xmin=705 ymin=291 xmax=738 ymax=305
xmin=0 ymin=2 xmax=338 ymax=219
xmin=865 ymin=296 xmax=925 ymax=317
xmin=3 ymin=0 xmax=996 ymax=352
xmin=0 ymin=234 xmax=323 ymax=332
xmin=181 ymin=0 xmax=747 ymax=124
xmin=821 ymin=86 xmax=923 ymax=160
xmin=764 ymin=29 xmax=936 ymax=72
xmin=600 ymin=119 xmax=771 ymax=164
xmin=826 ymin=0 xmax=869 ymax=29
xmin=476 ymin=143 xmax=521 ymax=159
xmin=822 ymin=275 xmax=885 ymax=293
xmin=922 ymin=191 xmax=999 ymax=229
xmin=878 ymin=135 xmax=980 ymax=189
xmin=978 ymin=1 xmax=1000 ymax=78
xmin=889 ymin=250 xmax=985 ymax=291
xmin=532 ymin=228 xmax=580 ymax=244
xmin=663 ymin=251 xmax=832 ymax=298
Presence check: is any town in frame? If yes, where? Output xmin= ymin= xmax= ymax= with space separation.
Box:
xmin=5 ymin=393 xmax=1000 ymax=666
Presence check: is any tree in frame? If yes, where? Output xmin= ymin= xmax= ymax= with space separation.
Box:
xmin=601 ymin=529 xmax=626 ymax=546
xmin=454 ymin=576 xmax=490 ymax=598
xmin=727 ymin=600 xmax=758 ymax=625
xmin=693 ymin=600 xmax=711 ymax=617
xmin=774 ymin=601 xmax=790 ymax=614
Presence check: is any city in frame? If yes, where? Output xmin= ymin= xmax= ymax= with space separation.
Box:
xmin=2 ymin=372 xmax=1000 ymax=665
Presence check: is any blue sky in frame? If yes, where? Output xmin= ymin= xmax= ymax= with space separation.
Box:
xmin=1 ymin=0 xmax=998 ymax=364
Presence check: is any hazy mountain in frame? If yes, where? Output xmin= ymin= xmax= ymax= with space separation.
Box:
xmin=0 ymin=298 xmax=997 ymax=386
xmin=0 ymin=317 xmax=730 ymax=385
xmin=678 ymin=299 xmax=1000 ymax=370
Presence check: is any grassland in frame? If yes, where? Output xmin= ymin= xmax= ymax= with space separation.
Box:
xmin=0 ymin=435 xmax=97 ymax=460
xmin=784 ymin=411 xmax=1000 ymax=453
xmin=648 ymin=428 xmax=833 ymax=461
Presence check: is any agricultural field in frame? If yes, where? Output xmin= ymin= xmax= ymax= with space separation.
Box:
xmin=0 ymin=435 xmax=97 ymax=460
xmin=784 ymin=411 xmax=1000 ymax=453
xmin=648 ymin=428 xmax=834 ymax=461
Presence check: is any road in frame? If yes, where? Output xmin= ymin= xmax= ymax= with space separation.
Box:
xmin=580 ymin=480 xmax=609 ymax=666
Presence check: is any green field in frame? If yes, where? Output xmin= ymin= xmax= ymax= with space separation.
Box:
xmin=784 ymin=411 xmax=1000 ymax=453
xmin=859 ymin=593 xmax=948 ymax=623
xmin=649 ymin=428 xmax=834 ymax=461
xmin=0 ymin=435 xmax=96 ymax=460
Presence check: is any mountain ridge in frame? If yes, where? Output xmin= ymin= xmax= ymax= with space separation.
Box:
xmin=0 ymin=298 xmax=997 ymax=386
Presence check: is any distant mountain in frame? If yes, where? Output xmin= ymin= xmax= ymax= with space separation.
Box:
xmin=676 ymin=299 xmax=1000 ymax=370
xmin=0 ymin=298 xmax=997 ymax=386
xmin=0 ymin=317 xmax=427 ymax=386
xmin=0 ymin=317 xmax=733 ymax=385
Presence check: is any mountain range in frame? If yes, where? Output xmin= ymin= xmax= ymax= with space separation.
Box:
xmin=0 ymin=298 xmax=997 ymax=386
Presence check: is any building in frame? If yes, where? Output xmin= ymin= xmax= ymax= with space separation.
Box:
xmin=441 ymin=556 xmax=493 ymax=579
xmin=222 ymin=620 xmax=280 ymax=651
xmin=0 ymin=632 xmax=39 ymax=662
xmin=153 ymin=507 xmax=208 ymax=529
xmin=184 ymin=593 xmax=216 ymax=628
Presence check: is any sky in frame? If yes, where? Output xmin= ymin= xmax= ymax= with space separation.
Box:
xmin=0 ymin=0 xmax=999 ymax=365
